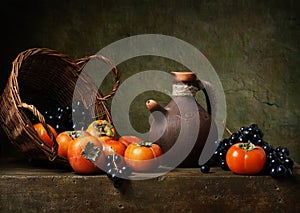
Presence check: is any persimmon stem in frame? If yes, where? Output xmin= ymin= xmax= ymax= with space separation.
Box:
xmin=237 ymin=142 xmax=256 ymax=152
xmin=137 ymin=141 xmax=153 ymax=147
xmin=82 ymin=141 xmax=101 ymax=162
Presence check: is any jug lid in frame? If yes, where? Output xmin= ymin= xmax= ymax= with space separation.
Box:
xmin=171 ymin=72 xmax=197 ymax=82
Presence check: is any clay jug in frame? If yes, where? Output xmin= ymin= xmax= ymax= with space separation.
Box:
xmin=146 ymin=72 xmax=217 ymax=167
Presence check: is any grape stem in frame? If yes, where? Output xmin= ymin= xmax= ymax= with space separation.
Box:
xmin=110 ymin=147 xmax=119 ymax=170
xmin=222 ymin=120 xmax=233 ymax=135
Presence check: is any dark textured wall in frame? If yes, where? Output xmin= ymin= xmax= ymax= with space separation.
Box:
xmin=1 ymin=0 xmax=299 ymax=162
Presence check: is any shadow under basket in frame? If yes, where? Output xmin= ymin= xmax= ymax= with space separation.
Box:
xmin=0 ymin=48 xmax=120 ymax=167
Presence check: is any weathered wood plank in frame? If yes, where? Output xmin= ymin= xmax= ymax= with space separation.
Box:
xmin=0 ymin=158 xmax=299 ymax=212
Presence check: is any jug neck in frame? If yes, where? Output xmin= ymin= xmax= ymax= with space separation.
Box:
xmin=171 ymin=71 xmax=200 ymax=97
xmin=172 ymin=82 xmax=199 ymax=97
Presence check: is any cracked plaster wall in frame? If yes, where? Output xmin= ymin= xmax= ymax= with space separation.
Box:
xmin=1 ymin=0 xmax=299 ymax=162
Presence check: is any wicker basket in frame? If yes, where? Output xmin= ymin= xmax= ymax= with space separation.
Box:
xmin=0 ymin=48 xmax=120 ymax=166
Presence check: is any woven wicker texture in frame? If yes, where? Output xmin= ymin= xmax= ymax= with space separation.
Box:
xmin=0 ymin=48 xmax=119 ymax=166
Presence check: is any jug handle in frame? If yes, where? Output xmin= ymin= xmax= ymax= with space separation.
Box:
xmin=197 ymin=80 xmax=216 ymax=117
xmin=196 ymin=80 xmax=219 ymax=166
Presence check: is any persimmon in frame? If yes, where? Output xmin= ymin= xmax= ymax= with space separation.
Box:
xmin=33 ymin=123 xmax=57 ymax=147
xmin=102 ymin=139 xmax=127 ymax=156
xmin=124 ymin=142 xmax=162 ymax=172
xmin=118 ymin=135 xmax=142 ymax=147
xmin=226 ymin=142 xmax=266 ymax=174
xmin=86 ymin=120 xmax=116 ymax=142
xmin=67 ymin=136 xmax=105 ymax=174
xmin=56 ymin=130 xmax=90 ymax=158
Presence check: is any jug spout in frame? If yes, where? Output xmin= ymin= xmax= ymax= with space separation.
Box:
xmin=146 ymin=99 xmax=167 ymax=114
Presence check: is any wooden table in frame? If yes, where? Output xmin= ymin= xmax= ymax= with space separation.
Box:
xmin=1 ymin=157 xmax=299 ymax=212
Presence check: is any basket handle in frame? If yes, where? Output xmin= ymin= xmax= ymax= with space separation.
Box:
xmin=18 ymin=102 xmax=58 ymax=161
xmin=76 ymin=55 xmax=120 ymax=101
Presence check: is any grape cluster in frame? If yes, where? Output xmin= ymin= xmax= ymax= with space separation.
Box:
xmin=202 ymin=124 xmax=294 ymax=178
xmin=42 ymin=105 xmax=73 ymax=133
xmin=27 ymin=100 xmax=90 ymax=133
xmin=70 ymin=100 xmax=91 ymax=131
xmin=105 ymin=154 xmax=132 ymax=188
xmin=264 ymin=146 xmax=294 ymax=178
